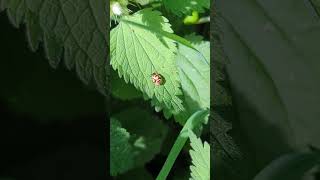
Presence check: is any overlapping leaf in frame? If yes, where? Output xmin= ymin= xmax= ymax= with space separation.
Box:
xmin=149 ymin=34 xmax=210 ymax=125
xmin=110 ymin=107 xmax=168 ymax=176
xmin=189 ymin=130 xmax=210 ymax=180
xmin=111 ymin=69 xmax=142 ymax=100
xmin=254 ymin=151 xmax=320 ymax=180
xmin=210 ymin=5 xmax=245 ymax=179
xmin=174 ymin=35 xmax=210 ymax=124
xmin=110 ymin=118 xmax=134 ymax=176
xmin=163 ymin=0 xmax=210 ymax=16
xmin=111 ymin=9 xmax=184 ymax=113
xmin=216 ymin=0 xmax=320 ymax=178
xmin=0 ymin=0 xmax=108 ymax=94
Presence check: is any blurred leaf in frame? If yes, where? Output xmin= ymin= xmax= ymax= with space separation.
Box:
xmin=216 ymin=0 xmax=320 ymax=178
xmin=310 ymin=0 xmax=320 ymax=16
xmin=111 ymin=107 xmax=168 ymax=175
xmin=111 ymin=69 xmax=142 ymax=100
xmin=210 ymin=6 xmax=245 ymax=179
xmin=163 ymin=0 xmax=210 ymax=17
xmin=110 ymin=118 xmax=134 ymax=176
xmin=0 ymin=0 xmax=109 ymax=94
xmin=132 ymin=0 xmax=158 ymax=6
xmin=254 ymin=151 xmax=320 ymax=180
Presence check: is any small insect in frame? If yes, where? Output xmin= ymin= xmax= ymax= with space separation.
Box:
xmin=151 ymin=72 xmax=165 ymax=86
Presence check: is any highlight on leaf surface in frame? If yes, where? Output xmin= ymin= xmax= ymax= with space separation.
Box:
xmin=147 ymin=34 xmax=210 ymax=125
xmin=110 ymin=8 xmax=184 ymax=114
xmin=189 ymin=130 xmax=210 ymax=180
xmin=174 ymin=34 xmax=210 ymax=125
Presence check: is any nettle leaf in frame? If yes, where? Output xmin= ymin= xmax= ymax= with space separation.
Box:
xmin=110 ymin=118 xmax=134 ymax=176
xmin=163 ymin=0 xmax=210 ymax=17
xmin=156 ymin=109 xmax=209 ymax=180
xmin=111 ymin=9 xmax=184 ymax=113
xmin=149 ymin=34 xmax=210 ymax=125
xmin=110 ymin=107 xmax=168 ymax=176
xmin=111 ymin=69 xmax=142 ymax=101
xmin=309 ymin=0 xmax=320 ymax=16
xmin=253 ymin=150 xmax=320 ymax=180
xmin=189 ymin=130 xmax=210 ymax=180
xmin=210 ymin=8 xmax=245 ymax=180
xmin=0 ymin=0 xmax=108 ymax=94
xmin=132 ymin=0 xmax=157 ymax=6
xmin=217 ymin=0 xmax=320 ymax=178
xmin=174 ymin=35 xmax=210 ymax=124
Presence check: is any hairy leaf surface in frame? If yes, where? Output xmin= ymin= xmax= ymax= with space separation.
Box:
xmin=174 ymin=35 xmax=210 ymax=124
xmin=111 ymin=9 xmax=184 ymax=113
xmin=189 ymin=130 xmax=210 ymax=180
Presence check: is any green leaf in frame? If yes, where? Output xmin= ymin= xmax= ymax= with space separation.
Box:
xmin=111 ymin=69 xmax=142 ymax=100
xmin=210 ymin=8 xmax=245 ymax=180
xmin=173 ymin=34 xmax=210 ymax=124
xmin=120 ymin=18 xmax=197 ymax=51
xmin=156 ymin=109 xmax=209 ymax=180
xmin=310 ymin=0 xmax=320 ymax=16
xmin=253 ymin=151 xmax=320 ymax=180
xmin=217 ymin=0 xmax=320 ymax=177
xmin=189 ymin=130 xmax=210 ymax=180
xmin=0 ymin=0 xmax=108 ymax=94
xmin=111 ymin=107 xmax=168 ymax=176
xmin=210 ymin=112 xmax=246 ymax=179
xmin=110 ymin=118 xmax=134 ymax=176
xmin=131 ymin=0 xmax=157 ymax=6
xmin=163 ymin=0 xmax=210 ymax=16
xmin=111 ymin=9 xmax=184 ymax=113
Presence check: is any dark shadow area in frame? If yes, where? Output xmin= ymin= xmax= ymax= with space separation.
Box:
xmin=0 ymin=13 xmax=108 ymax=180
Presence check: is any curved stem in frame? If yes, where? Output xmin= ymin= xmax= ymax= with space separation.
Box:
xmin=156 ymin=109 xmax=209 ymax=180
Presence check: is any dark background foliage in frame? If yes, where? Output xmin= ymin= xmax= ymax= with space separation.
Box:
xmin=0 ymin=13 xmax=108 ymax=180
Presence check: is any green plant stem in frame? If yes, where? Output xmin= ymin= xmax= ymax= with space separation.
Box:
xmin=156 ymin=131 xmax=188 ymax=180
xmin=156 ymin=109 xmax=209 ymax=180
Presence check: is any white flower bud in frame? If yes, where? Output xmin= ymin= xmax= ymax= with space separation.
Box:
xmin=111 ymin=2 xmax=123 ymax=16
